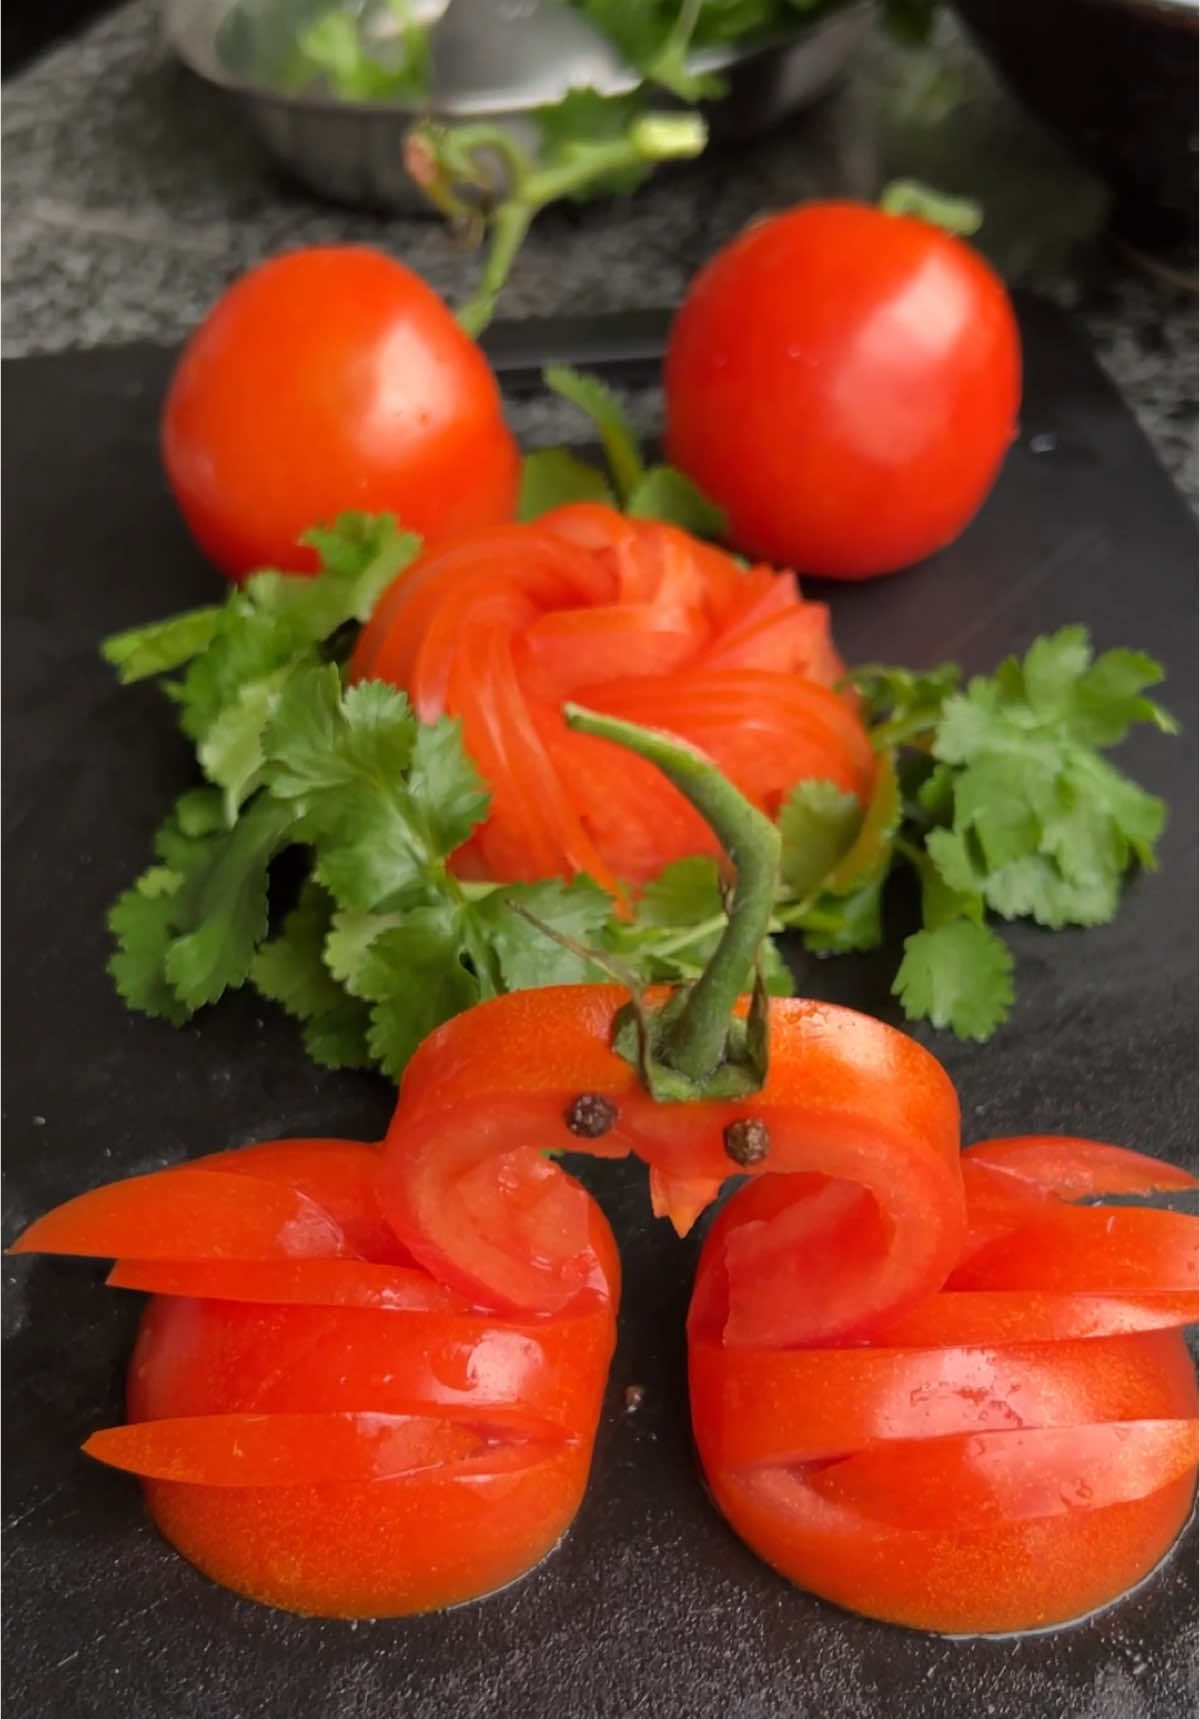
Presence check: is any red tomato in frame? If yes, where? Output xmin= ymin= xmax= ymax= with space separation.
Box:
xmin=162 ymin=247 xmax=520 ymax=580
xmin=689 ymin=1136 xmax=1199 ymax=1634
xmin=15 ymin=1138 xmax=618 ymax=1618
xmin=664 ymin=203 xmax=1022 ymax=580
xmin=349 ymin=506 xmax=872 ymax=889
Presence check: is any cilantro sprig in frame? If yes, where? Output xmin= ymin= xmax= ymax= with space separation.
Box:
xmin=103 ymin=510 xmax=1175 ymax=1071
xmin=102 ymin=517 xmax=765 ymax=1076
xmin=775 ymin=634 xmax=1177 ymax=1040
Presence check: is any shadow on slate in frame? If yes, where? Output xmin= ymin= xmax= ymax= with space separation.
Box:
xmin=2 ymin=298 xmax=1197 ymax=1719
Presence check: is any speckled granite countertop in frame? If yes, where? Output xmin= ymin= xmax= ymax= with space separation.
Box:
xmin=3 ymin=2 xmax=1197 ymax=500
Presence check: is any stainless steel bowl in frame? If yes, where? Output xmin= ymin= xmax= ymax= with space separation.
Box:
xmin=161 ymin=0 xmax=873 ymax=211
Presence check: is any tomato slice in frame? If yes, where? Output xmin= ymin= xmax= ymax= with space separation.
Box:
xmin=690 ymin=1329 xmax=1198 ymax=1470
xmin=867 ymin=1289 xmax=1200 ymax=1346
xmin=809 ymin=1420 xmax=1200 ymax=1531
xmin=127 ymin=1290 xmax=616 ymax=1426
xmin=585 ymin=669 xmax=876 ymax=806
xmin=107 ymin=1258 xmax=468 ymax=1312
xmin=948 ymin=1208 xmax=1198 ymax=1294
xmin=84 ymin=1412 xmax=551 ymax=1487
xmin=964 ymin=1135 xmax=1198 ymax=1199
xmin=380 ymin=1120 xmax=601 ymax=1315
xmin=9 ymin=1169 xmax=350 ymax=1262
xmin=191 ymin=1138 xmax=407 ymax=1262
xmin=385 ymin=990 xmax=963 ymax=1340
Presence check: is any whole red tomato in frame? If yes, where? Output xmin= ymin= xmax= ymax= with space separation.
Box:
xmin=664 ymin=203 xmax=1022 ymax=580
xmin=162 ymin=247 xmax=520 ymax=580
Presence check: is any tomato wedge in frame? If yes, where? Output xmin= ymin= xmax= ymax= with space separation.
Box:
xmin=348 ymin=507 xmax=871 ymax=887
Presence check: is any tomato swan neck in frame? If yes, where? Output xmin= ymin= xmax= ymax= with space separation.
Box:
xmin=564 ymin=703 xmax=781 ymax=1102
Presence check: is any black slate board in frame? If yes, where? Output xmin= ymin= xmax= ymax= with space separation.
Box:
xmin=3 ymin=301 xmax=1197 ymax=1719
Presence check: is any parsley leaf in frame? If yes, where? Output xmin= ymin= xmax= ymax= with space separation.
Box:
xmin=519 ymin=449 xmax=615 ymax=521
xmin=543 ymin=365 xmax=646 ymax=502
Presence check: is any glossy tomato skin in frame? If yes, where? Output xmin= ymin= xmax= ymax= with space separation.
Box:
xmin=15 ymin=1136 xmax=619 ymax=1619
xmin=162 ymin=247 xmax=520 ymax=580
xmin=664 ymin=204 xmax=1022 ymax=580
xmin=127 ymin=1288 xmax=617 ymax=1617
xmin=689 ymin=1146 xmax=1198 ymax=1634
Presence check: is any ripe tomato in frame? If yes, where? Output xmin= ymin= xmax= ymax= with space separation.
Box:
xmin=13 ymin=1138 xmax=617 ymax=1617
xmin=689 ymin=1136 xmax=1198 ymax=1634
xmin=162 ymin=247 xmax=520 ymax=581
xmin=664 ymin=203 xmax=1022 ymax=580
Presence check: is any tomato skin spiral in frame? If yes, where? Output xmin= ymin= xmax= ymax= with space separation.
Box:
xmin=349 ymin=505 xmax=874 ymax=891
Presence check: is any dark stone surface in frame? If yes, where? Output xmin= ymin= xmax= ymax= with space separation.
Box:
xmin=3 ymin=306 xmax=1197 ymax=1718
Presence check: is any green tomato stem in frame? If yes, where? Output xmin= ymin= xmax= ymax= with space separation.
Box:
xmin=565 ymin=704 xmax=780 ymax=1084
xmin=879 ymin=178 xmax=983 ymax=237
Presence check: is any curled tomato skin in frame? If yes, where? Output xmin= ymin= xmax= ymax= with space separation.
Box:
xmin=162 ymin=247 xmax=520 ymax=581
xmin=17 ymin=1137 xmax=618 ymax=1619
xmin=689 ymin=1137 xmax=1198 ymax=1634
xmin=380 ymin=989 xmax=964 ymax=1344
xmin=664 ymin=203 xmax=1021 ymax=580
xmin=348 ymin=508 xmax=869 ymax=889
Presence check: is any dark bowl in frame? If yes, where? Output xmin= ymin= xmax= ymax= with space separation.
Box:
xmin=951 ymin=0 xmax=1199 ymax=250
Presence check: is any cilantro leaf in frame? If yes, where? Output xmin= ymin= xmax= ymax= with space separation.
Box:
xmin=263 ymin=668 xmax=488 ymax=913
xmin=471 ymin=877 xmax=614 ymax=989
xmin=796 ymin=872 xmax=888 ymax=956
xmin=893 ymin=919 xmax=1014 ymax=1041
xmin=160 ymin=798 xmax=298 ymax=1010
xmin=519 ymin=449 xmax=614 ymax=522
xmin=634 ymin=855 xmax=724 ymax=928
xmin=778 ymin=779 xmax=863 ymax=900
xmin=407 ymin=715 xmax=492 ymax=859
xmin=928 ymin=628 xmax=1171 ymax=931
xmin=250 ymin=880 xmax=373 ymax=1070
xmin=140 ymin=514 xmax=419 ymax=751
xmin=109 ymin=795 xmax=297 ymax=1021
xmin=626 ymin=466 xmax=727 ymax=540
xmin=355 ymin=906 xmax=480 ymax=1079
xmin=107 ymin=864 xmax=193 ymax=1025
xmin=543 ymin=365 xmax=645 ymax=502
xmin=102 ymin=605 xmax=224 ymax=685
